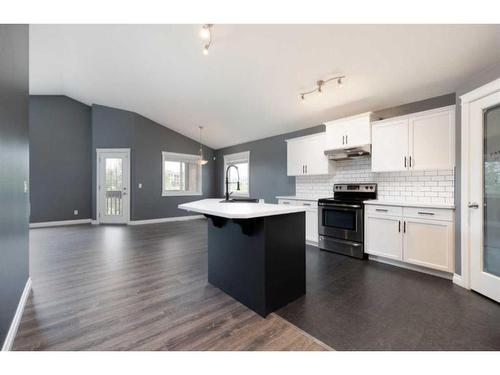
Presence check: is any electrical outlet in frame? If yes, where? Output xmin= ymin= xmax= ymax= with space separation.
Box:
xmin=138 ymin=183 xmax=142 ymax=189
xmin=74 ymin=210 xmax=79 ymax=216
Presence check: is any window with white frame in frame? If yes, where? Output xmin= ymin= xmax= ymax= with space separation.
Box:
xmin=223 ymin=151 xmax=250 ymax=197
xmin=162 ymin=152 xmax=202 ymax=196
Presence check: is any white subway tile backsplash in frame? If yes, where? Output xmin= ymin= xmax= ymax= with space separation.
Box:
xmin=295 ymin=157 xmax=455 ymax=205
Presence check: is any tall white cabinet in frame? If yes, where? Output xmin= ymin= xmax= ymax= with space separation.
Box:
xmin=371 ymin=106 xmax=455 ymax=172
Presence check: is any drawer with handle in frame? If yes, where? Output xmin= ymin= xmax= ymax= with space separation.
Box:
xmin=278 ymin=199 xmax=296 ymax=206
xmin=365 ymin=204 xmax=402 ymax=217
xmin=403 ymin=206 xmax=454 ymax=221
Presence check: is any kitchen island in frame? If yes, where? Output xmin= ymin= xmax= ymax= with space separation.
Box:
xmin=179 ymin=199 xmax=306 ymax=317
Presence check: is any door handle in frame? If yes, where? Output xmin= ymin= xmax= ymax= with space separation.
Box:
xmin=403 ymin=221 xmax=406 ymax=233
xmin=398 ymin=221 xmax=401 ymax=233
xmin=345 ymin=134 xmax=348 ymax=144
xmin=404 ymin=156 xmax=407 ymax=168
xmin=409 ymin=156 xmax=412 ymax=168
xmin=342 ymin=135 xmax=345 ymax=145
xmin=468 ymin=202 xmax=479 ymax=209
xmin=417 ymin=211 xmax=435 ymax=216
xmin=375 ymin=208 xmax=388 ymax=212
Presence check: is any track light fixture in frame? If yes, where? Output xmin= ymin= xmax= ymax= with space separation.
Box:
xmin=300 ymin=75 xmax=345 ymax=100
xmin=200 ymin=24 xmax=213 ymax=56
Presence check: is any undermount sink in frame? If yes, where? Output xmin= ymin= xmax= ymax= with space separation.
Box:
xmin=220 ymin=198 xmax=260 ymax=203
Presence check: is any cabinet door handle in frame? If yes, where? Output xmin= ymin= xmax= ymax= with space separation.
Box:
xmin=375 ymin=208 xmax=388 ymax=212
xmin=342 ymin=135 xmax=345 ymax=145
xmin=346 ymin=134 xmax=348 ymax=144
xmin=302 ymin=165 xmax=304 ymax=174
xmin=398 ymin=221 xmax=401 ymax=233
xmin=282 ymin=201 xmax=290 ymax=205
xmin=403 ymin=221 xmax=406 ymax=233
xmin=404 ymin=156 xmax=407 ymax=168
xmin=409 ymin=156 xmax=412 ymax=168
xmin=303 ymin=203 xmax=311 ymax=206
xmin=305 ymin=165 xmax=308 ymax=174
xmin=417 ymin=211 xmax=435 ymax=216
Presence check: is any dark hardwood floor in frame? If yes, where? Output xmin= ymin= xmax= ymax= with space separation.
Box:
xmin=277 ymin=245 xmax=500 ymax=350
xmin=13 ymin=221 xmax=329 ymax=351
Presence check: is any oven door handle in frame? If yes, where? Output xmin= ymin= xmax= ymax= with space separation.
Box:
xmin=319 ymin=203 xmax=362 ymax=209
xmin=320 ymin=236 xmax=363 ymax=247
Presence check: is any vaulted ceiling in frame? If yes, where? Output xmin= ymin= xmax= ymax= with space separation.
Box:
xmin=30 ymin=24 xmax=500 ymax=149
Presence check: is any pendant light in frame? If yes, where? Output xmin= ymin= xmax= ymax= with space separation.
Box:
xmin=197 ymin=126 xmax=208 ymax=166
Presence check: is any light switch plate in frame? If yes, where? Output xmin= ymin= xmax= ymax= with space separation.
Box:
xmin=24 ymin=181 xmax=28 ymax=193
xmin=138 ymin=183 xmax=142 ymax=189
xmin=74 ymin=210 xmax=78 ymax=215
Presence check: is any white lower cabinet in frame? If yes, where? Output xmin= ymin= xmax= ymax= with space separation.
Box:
xmin=278 ymin=199 xmax=318 ymax=244
xmin=364 ymin=215 xmax=402 ymax=260
xmin=403 ymin=218 xmax=454 ymax=272
xmin=365 ymin=204 xmax=454 ymax=273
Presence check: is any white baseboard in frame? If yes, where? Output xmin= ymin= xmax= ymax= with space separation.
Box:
xmin=306 ymin=240 xmax=318 ymax=246
xmin=91 ymin=220 xmax=99 ymax=225
xmin=2 ymin=278 xmax=31 ymax=351
xmin=29 ymin=219 xmax=91 ymax=228
xmin=368 ymin=255 xmax=453 ymax=280
xmin=452 ymin=273 xmax=467 ymax=288
xmin=129 ymin=215 xmax=205 ymax=225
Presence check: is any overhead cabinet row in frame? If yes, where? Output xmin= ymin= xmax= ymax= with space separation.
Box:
xmin=285 ymin=105 xmax=455 ymax=176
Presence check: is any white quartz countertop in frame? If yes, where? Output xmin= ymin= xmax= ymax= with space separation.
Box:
xmin=275 ymin=196 xmax=322 ymax=201
xmin=179 ymin=199 xmax=307 ymax=219
xmin=364 ymin=199 xmax=455 ymax=209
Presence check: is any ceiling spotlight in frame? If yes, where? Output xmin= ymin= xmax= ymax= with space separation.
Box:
xmin=200 ymin=24 xmax=212 ymax=40
xmin=299 ymin=74 xmax=345 ymax=100
xmin=200 ymin=24 xmax=213 ymax=55
xmin=317 ymin=80 xmax=324 ymax=94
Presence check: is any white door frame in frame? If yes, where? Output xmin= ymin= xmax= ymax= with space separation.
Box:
xmin=96 ymin=148 xmax=131 ymax=224
xmin=460 ymin=77 xmax=500 ymax=290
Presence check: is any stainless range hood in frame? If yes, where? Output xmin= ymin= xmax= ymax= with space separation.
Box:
xmin=324 ymin=144 xmax=371 ymax=161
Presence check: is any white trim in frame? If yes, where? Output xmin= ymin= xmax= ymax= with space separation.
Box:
xmin=96 ymin=148 xmax=131 ymax=225
xmin=452 ymin=273 xmax=465 ymax=288
xmin=2 ymin=278 xmax=31 ymax=351
xmin=459 ymin=78 xmax=500 ymax=291
xmin=460 ymin=77 xmax=500 ymax=103
xmin=129 ymin=215 xmax=205 ymax=225
xmin=91 ymin=220 xmax=99 ymax=225
xmin=162 ymin=151 xmax=203 ymax=197
xmin=368 ymin=255 xmax=453 ymax=280
xmin=29 ymin=219 xmax=91 ymax=228
xmin=306 ymin=240 xmax=318 ymax=246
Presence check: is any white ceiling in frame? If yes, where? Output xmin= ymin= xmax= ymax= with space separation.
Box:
xmin=30 ymin=24 xmax=500 ymax=149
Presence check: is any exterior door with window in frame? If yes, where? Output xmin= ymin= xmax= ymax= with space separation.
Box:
xmin=468 ymin=90 xmax=500 ymax=303
xmin=97 ymin=149 xmax=130 ymax=224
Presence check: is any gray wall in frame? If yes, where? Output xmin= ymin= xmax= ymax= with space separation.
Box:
xmin=91 ymin=104 xmax=216 ymax=221
xmin=0 ymin=25 xmax=29 ymax=347
xmin=454 ymin=60 xmax=500 ymax=275
xmin=29 ymin=96 xmax=91 ymax=223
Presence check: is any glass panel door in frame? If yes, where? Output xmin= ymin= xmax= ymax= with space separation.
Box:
xmin=98 ymin=150 xmax=130 ymax=224
xmin=105 ymin=158 xmax=123 ymax=216
xmin=483 ymin=104 xmax=500 ymax=278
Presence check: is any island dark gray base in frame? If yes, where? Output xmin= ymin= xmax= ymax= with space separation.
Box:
xmin=205 ymin=212 xmax=306 ymax=317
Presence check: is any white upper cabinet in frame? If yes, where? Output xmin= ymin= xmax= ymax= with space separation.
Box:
xmin=409 ymin=109 xmax=455 ymax=170
xmin=324 ymin=112 xmax=372 ymax=150
xmin=371 ymin=118 xmax=409 ymax=172
xmin=371 ymin=106 xmax=455 ymax=172
xmin=286 ymin=133 xmax=333 ymax=176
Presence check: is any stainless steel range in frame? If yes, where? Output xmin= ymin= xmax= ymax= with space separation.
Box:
xmin=318 ymin=183 xmax=377 ymax=259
